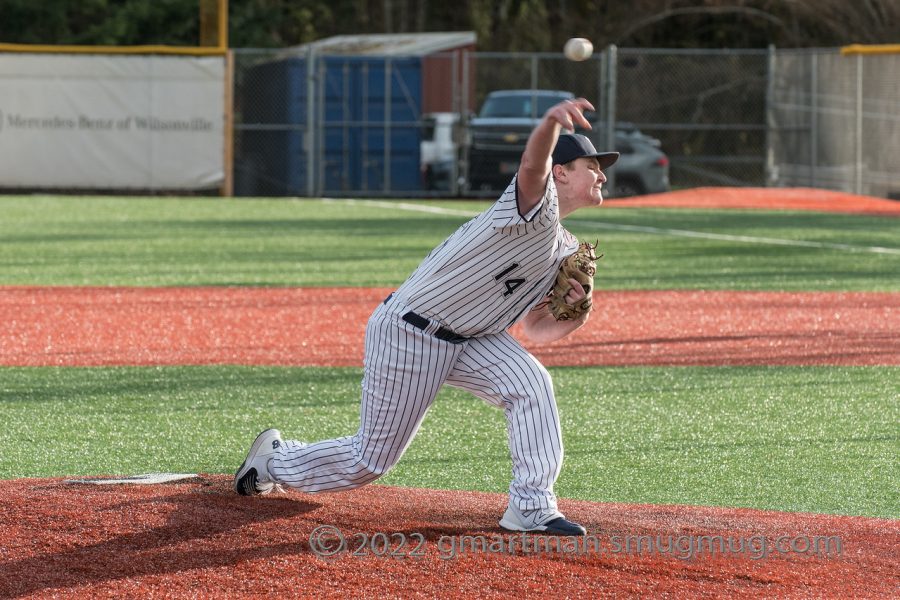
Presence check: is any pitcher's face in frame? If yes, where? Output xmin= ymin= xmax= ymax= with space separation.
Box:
xmin=571 ymin=157 xmax=607 ymax=206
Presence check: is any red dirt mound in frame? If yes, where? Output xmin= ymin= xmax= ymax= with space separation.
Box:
xmin=2 ymin=287 xmax=897 ymax=367
xmin=0 ymin=477 xmax=896 ymax=598
xmin=603 ymin=187 xmax=900 ymax=216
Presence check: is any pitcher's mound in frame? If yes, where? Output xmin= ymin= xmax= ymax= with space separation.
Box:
xmin=1 ymin=476 xmax=896 ymax=597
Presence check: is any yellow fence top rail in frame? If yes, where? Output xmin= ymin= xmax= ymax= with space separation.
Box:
xmin=0 ymin=43 xmax=227 ymax=56
xmin=840 ymin=44 xmax=900 ymax=56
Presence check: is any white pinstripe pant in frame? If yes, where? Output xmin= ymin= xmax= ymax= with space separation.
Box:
xmin=270 ymin=298 xmax=564 ymax=512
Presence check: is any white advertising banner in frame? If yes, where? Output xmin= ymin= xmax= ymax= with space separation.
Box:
xmin=0 ymin=53 xmax=225 ymax=189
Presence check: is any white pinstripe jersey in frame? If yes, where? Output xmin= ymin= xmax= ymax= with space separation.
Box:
xmin=393 ymin=175 xmax=579 ymax=336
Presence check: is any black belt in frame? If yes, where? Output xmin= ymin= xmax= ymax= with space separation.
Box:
xmin=384 ymin=293 xmax=469 ymax=344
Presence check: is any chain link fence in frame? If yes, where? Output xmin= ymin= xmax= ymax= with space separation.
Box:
xmin=615 ymin=48 xmax=768 ymax=189
xmin=233 ymin=49 xmax=310 ymax=197
xmin=233 ymin=47 xmax=900 ymax=199
xmin=769 ymin=49 xmax=900 ymax=198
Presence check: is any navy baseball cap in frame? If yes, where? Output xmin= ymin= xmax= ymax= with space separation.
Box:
xmin=552 ymin=134 xmax=619 ymax=169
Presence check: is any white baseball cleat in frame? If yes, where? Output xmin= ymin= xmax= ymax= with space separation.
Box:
xmin=233 ymin=428 xmax=285 ymax=496
xmin=499 ymin=505 xmax=587 ymax=536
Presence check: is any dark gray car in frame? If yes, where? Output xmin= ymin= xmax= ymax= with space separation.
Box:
xmin=466 ymin=89 xmax=670 ymax=197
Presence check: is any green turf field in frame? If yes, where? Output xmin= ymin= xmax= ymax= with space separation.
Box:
xmin=1 ymin=196 xmax=897 ymax=289
xmin=2 ymin=365 xmax=897 ymax=518
xmin=1 ymin=195 xmax=898 ymax=518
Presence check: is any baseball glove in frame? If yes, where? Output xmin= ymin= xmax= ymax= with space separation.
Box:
xmin=548 ymin=241 xmax=600 ymax=321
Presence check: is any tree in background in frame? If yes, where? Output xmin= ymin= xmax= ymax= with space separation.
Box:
xmin=596 ymin=0 xmax=900 ymax=48
xmin=0 ymin=0 xmax=897 ymax=49
xmin=0 ymin=0 xmax=196 ymax=46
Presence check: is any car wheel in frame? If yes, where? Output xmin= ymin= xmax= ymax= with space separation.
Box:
xmin=613 ymin=178 xmax=645 ymax=198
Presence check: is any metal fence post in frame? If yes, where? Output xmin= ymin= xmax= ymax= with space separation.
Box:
xmin=604 ymin=45 xmax=617 ymax=194
xmin=596 ymin=50 xmax=604 ymax=120
xmin=305 ymin=45 xmax=317 ymax=197
xmin=362 ymin=61 xmax=369 ymax=193
xmin=384 ymin=57 xmax=392 ymax=193
xmin=317 ymin=57 xmax=327 ymax=197
xmin=449 ymin=50 xmax=459 ymax=196
xmin=855 ymin=54 xmax=863 ymax=195
xmin=342 ymin=61 xmax=351 ymax=191
xmin=810 ymin=52 xmax=818 ymax=188
xmin=764 ymin=44 xmax=776 ymax=187
xmin=460 ymin=49 xmax=470 ymax=195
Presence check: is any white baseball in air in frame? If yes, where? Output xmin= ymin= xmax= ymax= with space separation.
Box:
xmin=564 ymin=38 xmax=593 ymax=61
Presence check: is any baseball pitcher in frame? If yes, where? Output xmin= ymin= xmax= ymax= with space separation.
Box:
xmin=235 ymin=98 xmax=618 ymax=536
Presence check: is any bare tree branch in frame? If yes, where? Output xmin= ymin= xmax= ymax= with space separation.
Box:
xmin=614 ymin=5 xmax=797 ymax=45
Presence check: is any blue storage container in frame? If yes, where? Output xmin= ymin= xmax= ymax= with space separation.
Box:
xmin=236 ymin=55 xmax=423 ymax=196
xmin=320 ymin=56 xmax=421 ymax=193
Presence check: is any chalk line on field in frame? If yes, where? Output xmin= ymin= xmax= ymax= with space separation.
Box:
xmin=574 ymin=221 xmax=900 ymax=254
xmin=323 ymin=198 xmax=477 ymax=218
xmin=322 ymin=198 xmax=900 ymax=255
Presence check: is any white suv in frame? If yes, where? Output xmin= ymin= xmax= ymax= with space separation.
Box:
xmin=420 ymin=112 xmax=460 ymax=191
